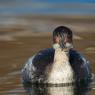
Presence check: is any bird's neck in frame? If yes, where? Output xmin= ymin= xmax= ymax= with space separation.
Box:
xmin=54 ymin=48 xmax=69 ymax=64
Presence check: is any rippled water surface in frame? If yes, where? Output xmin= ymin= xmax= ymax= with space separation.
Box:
xmin=0 ymin=29 xmax=95 ymax=95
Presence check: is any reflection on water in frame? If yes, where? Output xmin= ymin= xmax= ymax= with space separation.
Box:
xmin=23 ymin=83 xmax=91 ymax=95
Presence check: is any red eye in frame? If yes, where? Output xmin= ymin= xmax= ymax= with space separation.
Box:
xmin=53 ymin=36 xmax=60 ymax=43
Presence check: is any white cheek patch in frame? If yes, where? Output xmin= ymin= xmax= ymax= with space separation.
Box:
xmin=53 ymin=43 xmax=73 ymax=50
xmin=53 ymin=43 xmax=60 ymax=50
xmin=65 ymin=43 xmax=73 ymax=49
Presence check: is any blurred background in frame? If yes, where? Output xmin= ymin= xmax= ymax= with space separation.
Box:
xmin=0 ymin=0 xmax=95 ymax=95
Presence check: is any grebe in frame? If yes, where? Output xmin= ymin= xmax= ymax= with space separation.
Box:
xmin=22 ymin=44 xmax=75 ymax=84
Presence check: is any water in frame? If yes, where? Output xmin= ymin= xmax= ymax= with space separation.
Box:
xmin=23 ymin=82 xmax=95 ymax=95
xmin=0 ymin=31 xmax=95 ymax=95
xmin=5 ymin=81 xmax=94 ymax=95
xmin=0 ymin=0 xmax=95 ymax=15
xmin=0 ymin=14 xmax=95 ymax=94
